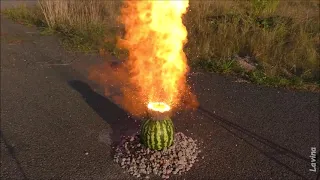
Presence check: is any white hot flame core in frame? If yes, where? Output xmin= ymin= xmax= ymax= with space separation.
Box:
xmin=147 ymin=102 xmax=171 ymax=113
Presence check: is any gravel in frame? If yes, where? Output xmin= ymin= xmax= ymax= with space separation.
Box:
xmin=113 ymin=132 xmax=201 ymax=179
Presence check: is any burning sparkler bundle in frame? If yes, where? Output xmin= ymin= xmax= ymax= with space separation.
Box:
xmin=112 ymin=0 xmax=201 ymax=179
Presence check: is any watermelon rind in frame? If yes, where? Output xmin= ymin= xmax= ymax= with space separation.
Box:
xmin=141 ymin=117 xmax=174 ymax=150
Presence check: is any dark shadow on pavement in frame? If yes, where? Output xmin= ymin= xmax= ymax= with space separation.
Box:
xmin=68 ymin=80 xmax=140 ymax=147
xmin=0 ymin=130 xmax=29 ymax=180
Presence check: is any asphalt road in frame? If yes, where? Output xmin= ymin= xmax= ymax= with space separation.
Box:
xmin=1 ymin=3 xmax=319 ymax=180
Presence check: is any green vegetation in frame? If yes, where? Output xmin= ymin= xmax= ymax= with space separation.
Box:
xmin=185 ymin=0 xmax=320 ymax=91
xmin=2 ymin=0 xmax=319 ymax=91
xmin=2 ymin=3 xmax=123 ymax=55
xmin=185 ymin=0 xmax=319 ymax=91
xmin=1 ymin=5 xmax=44 ymax=27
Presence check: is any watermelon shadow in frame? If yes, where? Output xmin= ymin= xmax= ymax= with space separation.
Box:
xmin=68 ymin=80 xmax=141 ymax=148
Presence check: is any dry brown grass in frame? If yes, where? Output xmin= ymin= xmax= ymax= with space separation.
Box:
xmin=38 ymin=0 xmax=120 ymax=30
xmin=36 ymin=0 xmax=122 ymax=52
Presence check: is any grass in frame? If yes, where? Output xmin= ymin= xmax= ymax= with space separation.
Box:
xmin=185 ymin=0 xmax=319 ymax=90
xmin=2 ymin=0 xmax=319 ymax=91
xmin=2 ymin=2 xmax=124 ymax=55
xmin=1 ymin=4 xmax=45 ymax=27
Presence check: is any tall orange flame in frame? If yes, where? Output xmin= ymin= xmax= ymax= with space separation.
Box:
xmin=118 ymin=0 xmax=190 ymax=109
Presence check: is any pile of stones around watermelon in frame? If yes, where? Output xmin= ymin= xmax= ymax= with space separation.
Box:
xmin=113 ymin=132 xmax=201 ymax=179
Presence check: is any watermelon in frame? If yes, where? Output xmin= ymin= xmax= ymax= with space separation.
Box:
xmin=140 ymin=117 xmax=174 ymax=150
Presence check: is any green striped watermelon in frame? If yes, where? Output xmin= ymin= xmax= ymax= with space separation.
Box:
xmin=140 ymin=118 xmax=174 ymax=150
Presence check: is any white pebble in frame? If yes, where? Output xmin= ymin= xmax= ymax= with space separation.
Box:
xmin=114 ymin=132 xmax=201 ymax=179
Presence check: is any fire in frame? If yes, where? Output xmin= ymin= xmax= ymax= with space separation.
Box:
xmin=118 ymin=0 xmax=190 ymax=109
xmin=147 ymin=102 xmax=171 ymax=113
